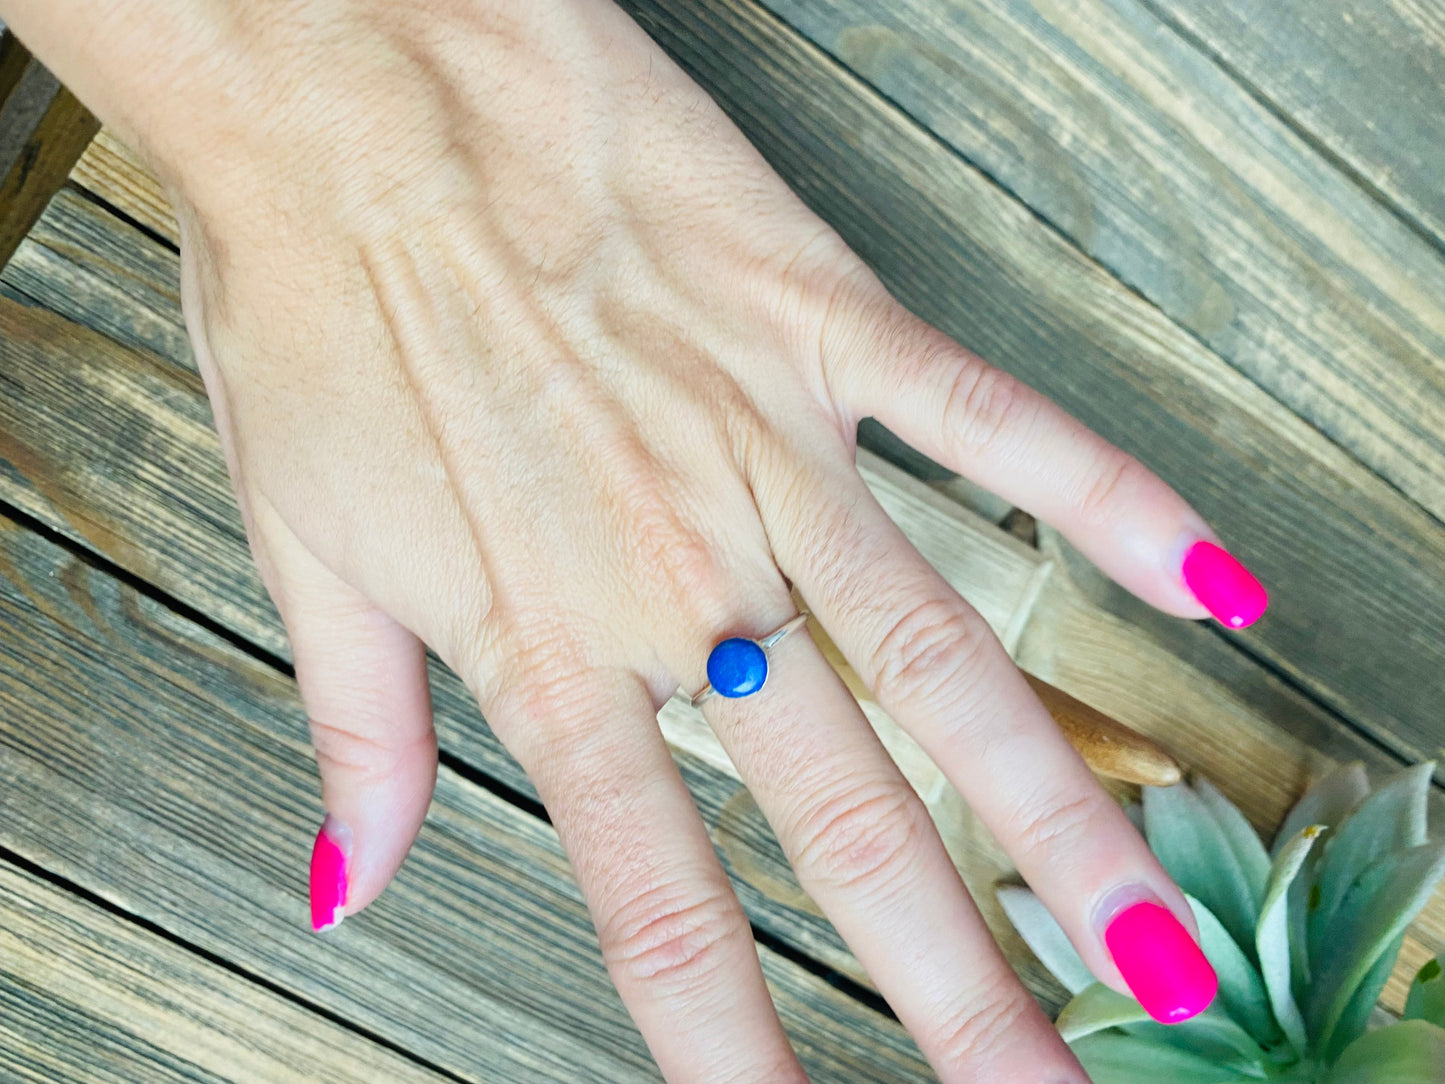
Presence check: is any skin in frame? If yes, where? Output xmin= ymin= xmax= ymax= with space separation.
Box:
xmin=3 ymin=0 xmax=1228 ymax=1079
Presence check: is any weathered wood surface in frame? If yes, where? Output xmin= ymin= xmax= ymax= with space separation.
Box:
xmin=0 ymin=27 xmax=98 ymax=269
xmin=0 ymin=862 xmax=456 ymax=1084
xmin=52 ymin=0 xmax=1445 ymax=775
xmin=0 ymin=510 xmax=933 ymax=1082
xmin=70 ymin=128 xmax=175 ymax=245
xmin=1146 ymin=0 xmax=1445 ymax=251
xmin=616 ymin=0 xmax=1445 ymax=779
xmin=755 ymin=0 xmax=1445 ymax=532
xmin=2 ymin=187 xmax=1441 ymax=1013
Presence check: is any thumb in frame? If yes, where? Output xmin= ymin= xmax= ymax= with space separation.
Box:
xmin=256 ymin=511 xmax=438 ymax=932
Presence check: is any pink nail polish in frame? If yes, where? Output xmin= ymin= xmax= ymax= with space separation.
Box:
xmin=1104 ymin=901 xmax=1217 ymax=1024
xmin=1181 ymin=541 xmax=1268 ymax=629
xmin=309 ymin=818 xmax=349 ymax=933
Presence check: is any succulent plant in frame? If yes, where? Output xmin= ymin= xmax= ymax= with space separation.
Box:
xmin=998 ymin=763 xmax=1445 ymax=1082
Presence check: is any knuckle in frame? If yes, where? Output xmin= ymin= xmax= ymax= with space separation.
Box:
xmin=610 ymin=472 xmax=732 ymax=632
xmin=1008 ymin=789 xmax=1101 ymax=863
xmin=930 ymin=981 xmax=1037 ymax=1073
xmin=789 ymin=780 xmax=927 ymax=897
xmin=601 ymin=881 xmax=743 ymax=990
xmin=1073 ymin=452 xmax=1143 ymax=530
xmin=484 ymin=628 xmax=599 ymax=756
xmin=942 ymin=358 xmax=1030 ymax=457
xmin=308 ymin=716 xmax=436 ymax=784
xmin=869 ymin=596 xmax=992 ymax=714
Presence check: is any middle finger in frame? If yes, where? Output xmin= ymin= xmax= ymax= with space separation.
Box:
xmin=758 ymin=451 xmax=1217 ymax=1026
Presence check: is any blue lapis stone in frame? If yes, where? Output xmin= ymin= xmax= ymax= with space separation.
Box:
xmin=706 ymin=637 xmax=768 ymax=698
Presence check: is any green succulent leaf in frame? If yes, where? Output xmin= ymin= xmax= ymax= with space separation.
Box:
xmin=996 ymin=884 xmax=1092 ymax=995
xmin=1278 ymin=763 xmax=1369 ymax=1005
xmin=1309 ymin=763 xmax=1434 ymax=967
xmin=1258 ymin=824 xmax=1326 ymax=1056
xmin=1273 ymin=762 xmax=1369 ymax=857
xmin=1196 ymin=778 xmax=1271 ymax=911
xmin=1326 ymin=933 xmax=1406 ymax=1062
xmin=1145 ymin=783 xmax=1261 ymax=953
xmin=1071 ymin=1032 xmax=1262 ymax=1083
xmin=1404 ymin=953 xmax=1445 ymax=1028
xmin=1121 ymin=1007 xmax=1268 ymax=1071
xmin=1185 ymin=895 xmax=1279 ymax=1046
xmin=1056 ymin=983 xmax=1150 ymax=1042
xmin=1308 ymin=841 xmax=1445 ymax=1058
xmin=1322 ymin=1019 xmax=1445 ymax=1084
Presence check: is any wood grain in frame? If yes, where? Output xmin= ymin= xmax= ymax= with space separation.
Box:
xmin=1145 ymin=0 xmax=1445 ymax=250
xmin=754 ymin=0 xmax=1445 ymax=532
xmin=0 ymin=28 xmax=98 ymax=269
xmin=70 ymin=128 xmax=177 ymax=246
xmin=0 ymin=510 xmax=932 ymax=1082
xmin=0 ymin=862 xmax=456 ymax=1084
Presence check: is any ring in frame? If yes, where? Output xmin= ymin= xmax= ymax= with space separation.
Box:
xmin=688 ymin=613 xmax=810 ymax=708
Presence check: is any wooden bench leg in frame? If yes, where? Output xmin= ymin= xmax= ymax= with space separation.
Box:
xmin=0 ymin=25 xmax=99 ymax=270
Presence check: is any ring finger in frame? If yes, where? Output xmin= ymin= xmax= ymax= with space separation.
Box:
xmin=668 ymin=594 xmax=1085 ymax=1082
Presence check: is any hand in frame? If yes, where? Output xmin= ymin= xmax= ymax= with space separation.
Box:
xmin=11 ymin=0 xmax=1261 ymax=1078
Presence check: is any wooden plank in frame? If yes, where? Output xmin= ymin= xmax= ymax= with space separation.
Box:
xmin=70 ymin=127 xmax=177 ymax=246
xmin=0 ymin=510 xmax=932 ymax=1082
xmin=0 ymin=862 xmax=454 ymax=1084
xmin=1144 ymin=0 xmax=1445 ymax=250
xmin=752 ymin=0 xmax=1445 ymax=531
xmin=0 ymin=27 xmax=98 ymax=269
xmin=616 ymin=0 xmax=1445 ymax=774
xmin=1 ymin=197 xmax=1442 ymax=1017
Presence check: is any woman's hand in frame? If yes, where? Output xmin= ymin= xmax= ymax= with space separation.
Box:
xmin=6 ymin=0 xmax=1265 ymax=1078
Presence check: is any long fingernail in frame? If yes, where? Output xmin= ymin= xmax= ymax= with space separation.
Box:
xmin=309 ymin=816 xmax=350 ymax=933
xmin=1103 ymin=900 xmax=1217 ymax=1023
xmin=1181 ymin=540 xmax=1268 ymax=629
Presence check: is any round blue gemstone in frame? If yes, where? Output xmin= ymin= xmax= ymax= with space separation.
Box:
xmin=706 ymin=637 xmax=768 ymax=699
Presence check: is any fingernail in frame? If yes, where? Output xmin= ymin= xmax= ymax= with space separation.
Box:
xmin=1103 ymin=900 xmax=1217 ymax=1024
xmin=1181 ymin=540 xmax=1268 ymax=629
xmin=309 ymin=816 xmax=349 ymax=933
